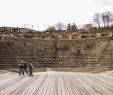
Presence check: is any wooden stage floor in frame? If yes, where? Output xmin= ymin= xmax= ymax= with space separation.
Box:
xmin=0 ymin=70 xmax=113 ymax=95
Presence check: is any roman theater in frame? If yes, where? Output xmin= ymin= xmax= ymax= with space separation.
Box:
xmin=0 ymin=27 xmax=113 ymax=95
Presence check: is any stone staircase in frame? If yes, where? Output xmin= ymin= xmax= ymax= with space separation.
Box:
xmin=0 ymin=37 xmax=113 ymax=68
xmin=57 ymin=38 xmax=109 ymax=66
xmin=0 ymin=41 xmax=15 ymax=68
xmin=3 ymin=38 xmax=57 ymax=67
xmin=98 ymin=39 xmax=113 ymax=67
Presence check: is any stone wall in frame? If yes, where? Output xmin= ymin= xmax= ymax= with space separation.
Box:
xmin=0 ymin=37 xmax=113 ymax=68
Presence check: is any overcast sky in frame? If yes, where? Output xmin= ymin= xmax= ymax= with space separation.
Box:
xmin=0 ymin=0 xmax=113 ymax=30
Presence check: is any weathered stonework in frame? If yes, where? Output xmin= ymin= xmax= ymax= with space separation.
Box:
xmin=0 ymin=36 xmax=113 ymax=68
xmin=0 ymin=27 xmax=113 ymax=68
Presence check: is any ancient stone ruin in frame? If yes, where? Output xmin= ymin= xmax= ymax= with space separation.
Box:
xmin=0 ymin=27 xmax=113 ymax=68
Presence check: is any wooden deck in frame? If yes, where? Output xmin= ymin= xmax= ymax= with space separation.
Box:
xmin=0 ymin=70 xmax=113 ymax=95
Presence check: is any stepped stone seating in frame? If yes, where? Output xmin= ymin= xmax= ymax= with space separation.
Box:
xmin=0 ymin=41 xmax=15 ymax=68
xmin=57 ymin=38 xmax=108 ymax=66
xmin=0 ymin=37 xmax=113 ymax=68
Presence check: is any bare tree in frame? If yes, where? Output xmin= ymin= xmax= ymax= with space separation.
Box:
xmin=101 ymin=11 xmax=113 ymax=27
xmin=93 ymin=13 xmax=101 ymax=28
xmin=104 ymin=11 xmax=113 ymax=27
xmin=55 ymin=22 xmax=66 ymax=31
xmin=102 ymin=13 xmax=106 ymax=27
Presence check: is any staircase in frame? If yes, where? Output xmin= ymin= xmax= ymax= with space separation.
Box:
xmin=0 ymin=41 xmax=15 ymax=68
xmin=1 ymin=37 xmax=113 ymax=68
xmin=98 ymin=39 xmax=113 ymax=67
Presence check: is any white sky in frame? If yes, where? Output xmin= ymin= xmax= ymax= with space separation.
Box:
xmin=0 ymin=0 xmax=113 ymax=30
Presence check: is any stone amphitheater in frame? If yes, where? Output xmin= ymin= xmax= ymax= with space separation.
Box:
xmin=0 ymin=27 xmax=113 ymax=68
xmin=1 ymin=27 xmax=113 ymax=95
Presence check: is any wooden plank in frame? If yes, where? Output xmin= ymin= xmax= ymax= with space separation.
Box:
xmin=22 ymin=74 xmax=47 ymax=95
xmin=0 ymin=71 xmax=113 ymax=95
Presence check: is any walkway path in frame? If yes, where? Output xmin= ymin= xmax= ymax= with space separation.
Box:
xmin=0 ymin=71 xmax=113 ymax=95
